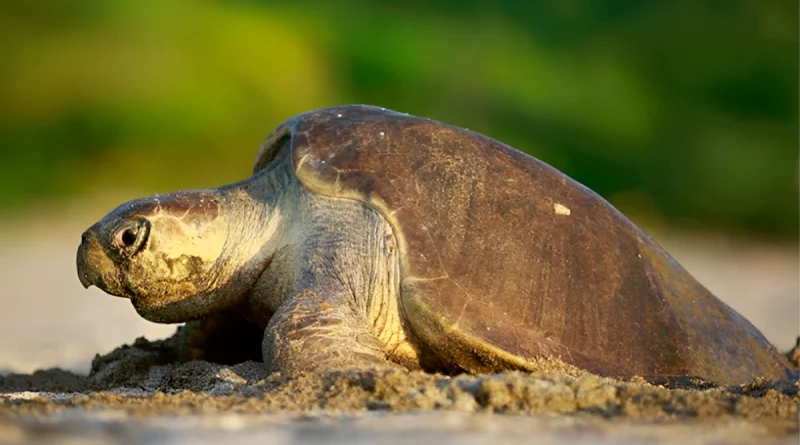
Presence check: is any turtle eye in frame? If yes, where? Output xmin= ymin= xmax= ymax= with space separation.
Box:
xmin=119 ymin=227 xmax=137 ymax=247
xmin=113 ymin=219 xmax=149 ymax=253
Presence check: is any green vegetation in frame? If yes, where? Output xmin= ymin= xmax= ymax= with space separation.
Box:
xmin=1 ymin=0 xmax=797 ymax=239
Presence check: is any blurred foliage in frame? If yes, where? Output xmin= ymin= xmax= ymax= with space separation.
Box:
xmin=0 ymin=0 xmax=797 ymax=239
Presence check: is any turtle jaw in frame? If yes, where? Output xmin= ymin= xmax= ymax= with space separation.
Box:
xmin=76 ymin=229 xmax=129 ymax=298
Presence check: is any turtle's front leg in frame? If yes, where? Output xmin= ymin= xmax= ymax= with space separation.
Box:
xmin=262 ymin=289 xmax=404 ymax=376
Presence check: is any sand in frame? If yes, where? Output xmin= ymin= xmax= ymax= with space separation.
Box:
xmin=1 ymin=328 xmax=798 ymax=444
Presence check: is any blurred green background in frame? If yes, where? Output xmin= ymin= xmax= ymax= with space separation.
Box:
xmin=1 ymin=0 xmax=797 ymax=240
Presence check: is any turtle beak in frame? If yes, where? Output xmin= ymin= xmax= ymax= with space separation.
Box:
xmin=76 ymin=228 xmax=126 ymax=297
xmin=77 ymin=229 xmax=102 ymax=289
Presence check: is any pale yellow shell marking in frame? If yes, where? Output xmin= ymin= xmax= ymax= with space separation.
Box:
xmin=554 ymin=203 xmax=571 ymax=216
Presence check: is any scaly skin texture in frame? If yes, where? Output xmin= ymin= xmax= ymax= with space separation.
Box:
xmin=77 ymin=148 xmax=417 ymax=375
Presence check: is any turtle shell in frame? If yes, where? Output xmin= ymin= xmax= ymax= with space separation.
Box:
xmin=255 ymin=105 xmax=790 ymax=385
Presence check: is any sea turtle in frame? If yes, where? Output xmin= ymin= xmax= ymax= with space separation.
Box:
xmin=76 ymin=105 xmax=792 ymax=385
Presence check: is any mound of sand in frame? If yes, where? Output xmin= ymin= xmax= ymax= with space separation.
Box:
xmin=2 ymin=332 xmax=797 ymax=429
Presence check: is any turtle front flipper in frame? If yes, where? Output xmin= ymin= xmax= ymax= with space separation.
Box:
xmin=262 ymin=289 xmax=405 ymax=376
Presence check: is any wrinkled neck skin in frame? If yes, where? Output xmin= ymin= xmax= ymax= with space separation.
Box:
xmin=136 ymin=160 xmax=296 ymax=323
xmin=236 ymin=169 xmax=417 ymax=369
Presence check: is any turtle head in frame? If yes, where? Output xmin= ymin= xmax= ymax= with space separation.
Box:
xmin=76 ymin=186 xmax=281 ymax=323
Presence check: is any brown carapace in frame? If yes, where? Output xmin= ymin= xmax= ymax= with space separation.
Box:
xmin=264 ymin=105 xmax=790 ymax=385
